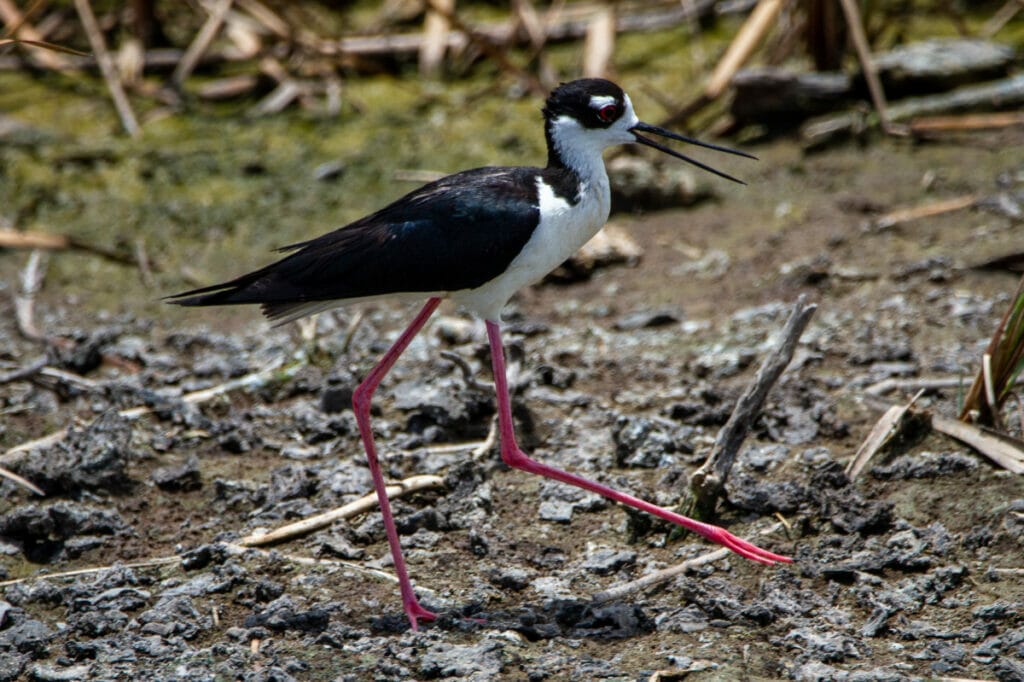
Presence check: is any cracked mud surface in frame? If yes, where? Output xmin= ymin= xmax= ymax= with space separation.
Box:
xmin=1 ymin=122 xmax=1023 ymax=680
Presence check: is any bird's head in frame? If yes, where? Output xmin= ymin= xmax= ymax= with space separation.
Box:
xmin=542 ymin=78 xmax=755 ymax=183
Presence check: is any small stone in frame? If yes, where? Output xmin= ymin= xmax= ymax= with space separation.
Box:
xmin=538 ymin=500 xmax=574 ymax=523
xmin=151 ymin=456 xmax=202 ymax=492
xmin=319 ymin=536 xmax=366 ymax=561
xmin=581 ymin=548 xmax=637 ymax=575
xmin=0 ymin=619 xmax=51 ymax=656
xmin=487 ymin=566 xmax=534 ymax=591
xmin=420 ymin=641 xmax=505 ymax=679
xmin=313 ymin=160 xmax=346 ymax=181
xmin=614 ymin=308 xmax=681 ymax=331
xmin=27 ymin=663 xmax=91 ymax=682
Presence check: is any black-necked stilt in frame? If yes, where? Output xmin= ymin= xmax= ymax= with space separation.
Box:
xmin=168 ymin=78 xmax=791 ymax=631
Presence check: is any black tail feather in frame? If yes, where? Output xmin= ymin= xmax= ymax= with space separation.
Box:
xmin=164 ymin=270 xmax=273 ymax=307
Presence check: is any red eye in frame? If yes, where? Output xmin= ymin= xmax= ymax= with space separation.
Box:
xmin=597 ymin=104 xmax=618 ymax=122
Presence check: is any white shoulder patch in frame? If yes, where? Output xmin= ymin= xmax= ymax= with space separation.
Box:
xmin=535 ymin=176 xmax=572 ymax=216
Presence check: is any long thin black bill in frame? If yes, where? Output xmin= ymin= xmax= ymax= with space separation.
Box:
xmin=632 ymin=133 xmax=747 ymax=185
xmin=631 ymin=122 xmax=758 ymax=160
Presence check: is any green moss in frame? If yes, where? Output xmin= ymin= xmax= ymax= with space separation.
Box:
xmin=1 ymin=7 xmax=1015 ymax=319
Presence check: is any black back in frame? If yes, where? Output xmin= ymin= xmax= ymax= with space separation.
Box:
xmin=166 ymin=165 xmax=581 ymax=315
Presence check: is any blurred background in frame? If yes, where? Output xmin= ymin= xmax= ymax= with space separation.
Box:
xmin=1 ymin=0 xmax=1021 ymax=325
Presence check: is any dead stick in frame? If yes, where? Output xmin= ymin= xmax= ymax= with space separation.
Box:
xmin=0 ymin=228 xmax=146 ymax=267
xmin=419 ymin=0 xmax=452 ymax=76
xmin=803 ymin=74 xmax=1024 ymax=147
xmin=223 ymin=542 xmax=421 ymax=588
xmin=582 ymin=5 xmax=615 ymax=79
xmin=14 ymin=250 xmax=47 ymax=342
xmin=705 ymin=0 xmax=782 ymax=100
xmin=664 ymin=0 xmax=781 ymax=128
xmin=424 ymin=0 xmax=544 ymax=95
xmin=910 ymin=112 xmax=1024 ymax=134
xmin=73 ymin=0 xmax=140 ymax=137
xmin=592 ymin=521 xmax=784 ymax=603
xmin=932 ymin=414 xmax=1024 ymax=474
xmin=863 ymin=375 xmax=991 ymax=397
xmin=686 ymin=295 xmax=817 ymax=517
xmin=0 ymin=556 xmax=179 ymax=587
xmin=0 ymin=429 xmax=68 ymax=465
xmin=0 ymin=356 xmax=48 ymax=384
xmin=981 ymin=0 xmax=1024 ymax=38
xmin=0 ymin=0 xmax=67 ymax=69
xmin=845 ymin=389 xmax=923 ymax=481
xmin=0 ymin=465 xmax=45 ymax=496
xmin=837 ymin=0 xmax=903 ymax=137
xmin=172 ymin=0 xmax=233 ymax=87
xmin=439 ymin=350 xmax=490 ymax=392
xmin=0 ymin=543 xmax=426 ymax=592
xmin=873 ymin=194 xmax=980 ymax=230
xmin=235 ymin=0 xmax=290 ymax=39
xmin=239 ymin=474 xmax=445 ymax=547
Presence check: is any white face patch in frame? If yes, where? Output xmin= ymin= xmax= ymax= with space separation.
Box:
xmin=619 ymin=94 xmax=639 ymax=129
xmin=589 ymin=94 xmax=617 ymax=109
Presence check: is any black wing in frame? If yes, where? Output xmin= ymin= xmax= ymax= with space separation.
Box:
xmin=166 ymin=166 xmax=545 ymax=317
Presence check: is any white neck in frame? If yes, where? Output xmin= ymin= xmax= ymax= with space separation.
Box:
xmin=545 ymin=93 xmax=638 ymax=181
xmin=548 ymin=119 xmax=611 ymax=181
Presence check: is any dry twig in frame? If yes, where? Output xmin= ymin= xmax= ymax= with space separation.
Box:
xmin=685 ymin=295 xmax=817 ymax=517
xmin=837 ymin=0 xmax=904 ymax=136
xmin=439 ymin=350 xmax=490 ymax=392
xmin=172 ymin=0 xmax=233 ymax=87
xmin=846 ymin=389 xmax=924 ymax=481
xmin=0 ymin=356 xmax=48 ymax=385
xmin=0 ymin=465 xmax=45 ymax=496
xmin=239 ymin=474 xmax=445 ymax=547
xmin=803 ymin=74 xmax=1024 ymax=148
xmin=981 ymin=0 xmax=1024 ymax=38
xmin=425 ymin=416 xmax=498 ymax=459
xmin=419 ymin=0 xmax=452 ymax=75
xmin=73 ymin=0 xmax=140 ymax=137
xmin=909 ymin=112 xmax=1024 ymax=135
xmin=933 ymin=414 xmax=1024 ymax=474
xmin=592 ymin=521 xmax=785 ymax=603
xmin=0 ymin=542 xmax=431 ymax=594
xmin=872 ymin=194 xmax=980 ymax=230
xmin=424 ymin=0 xmax=544 ymax=95
xmin=0 ymin=556 xmax=180 ymax=588
xmin=0 ymin=0 xmax=69 ymax=69
xmin=864 ymin=376 xmax=971 ymax=397
xmin=582 ymin=5 xmax=615 ymax=79
xmin=666 ymin=0 xmax=782 ymax=127
xmin=14 ymin=250 xmax=47 ymax=342
xmin=0 ymin=227 xmax=142 ymax=266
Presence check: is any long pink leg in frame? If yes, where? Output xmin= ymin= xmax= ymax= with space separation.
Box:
xmin=353 ymin=297 xmax=442 ymax=631
xmin=485 ymin=320 xmax=792 ymax=565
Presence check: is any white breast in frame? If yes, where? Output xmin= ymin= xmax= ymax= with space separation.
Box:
xmin=452 ymin=172 xmax=610 ymax=321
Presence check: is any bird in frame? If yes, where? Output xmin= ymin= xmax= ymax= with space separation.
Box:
xmin=167 ymin=78 xmax=792 ymax=631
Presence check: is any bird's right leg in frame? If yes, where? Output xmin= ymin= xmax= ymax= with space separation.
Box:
xmin=352 ymin=297 xmax=442 ymax=631
xmin=484 ymin=320 xmax=791 ymax=565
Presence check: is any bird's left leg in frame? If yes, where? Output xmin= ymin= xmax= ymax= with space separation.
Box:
xmin=353 ymin=297 xmax=442 ymax=631
xmin=484 ymin=320 xmax=791 ymax=565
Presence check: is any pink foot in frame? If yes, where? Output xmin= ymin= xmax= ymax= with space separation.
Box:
xmin=405 ymin=599 xmax=438 ymax=631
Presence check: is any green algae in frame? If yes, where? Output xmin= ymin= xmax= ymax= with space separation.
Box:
xmin=0 ymin=10 xmax=1019 ymax=320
